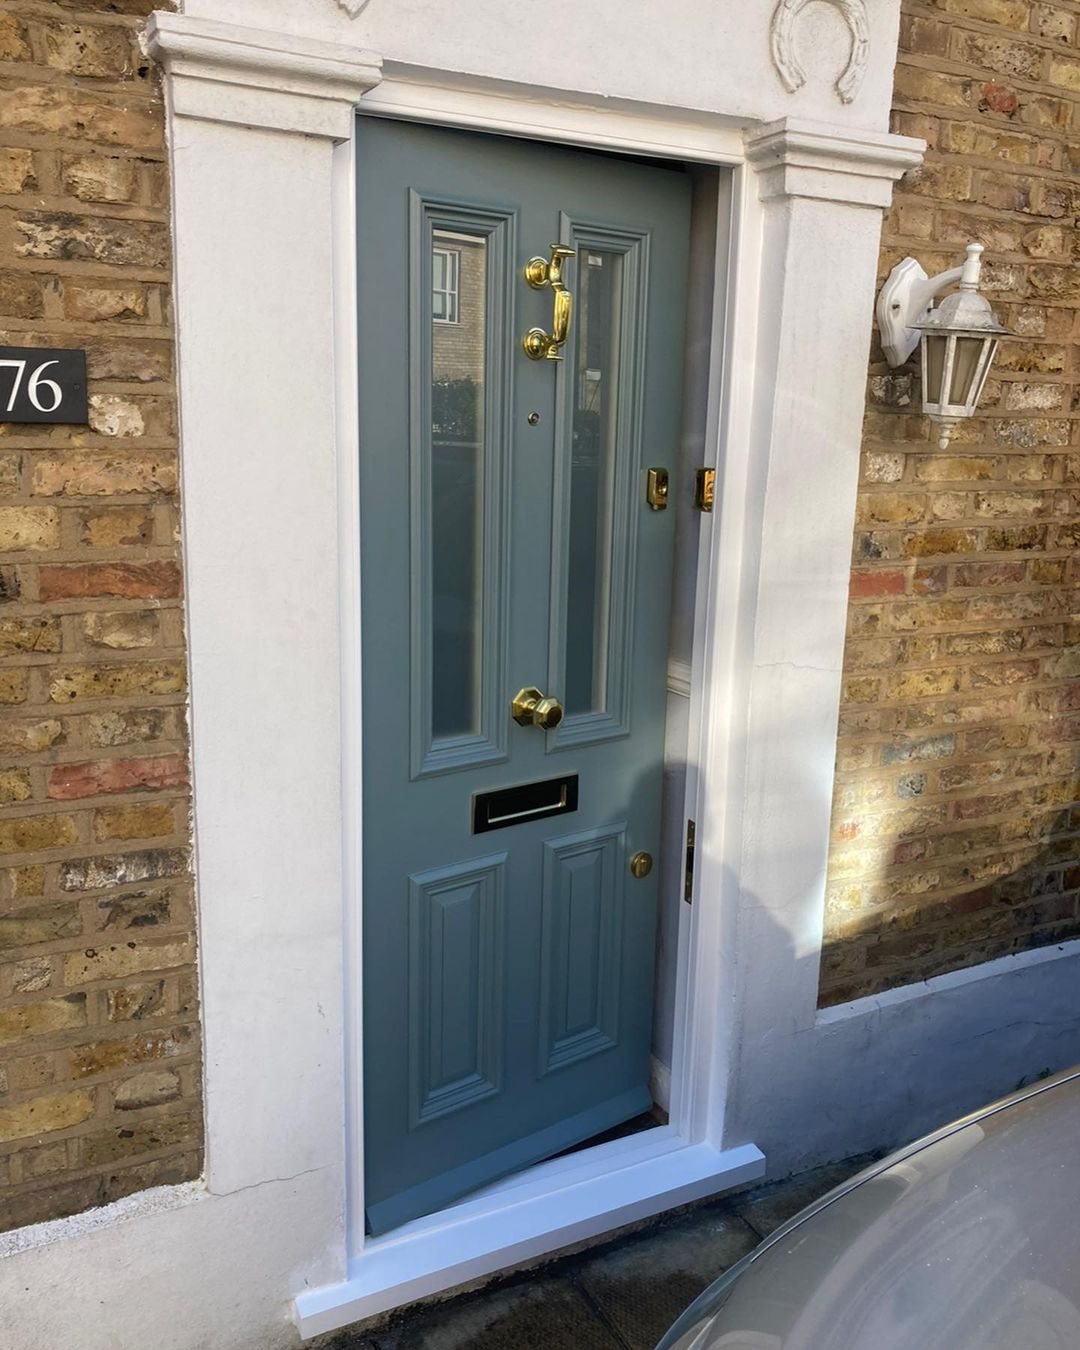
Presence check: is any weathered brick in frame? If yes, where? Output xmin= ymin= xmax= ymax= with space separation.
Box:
xmin=87 ymin=394 xmax=147 ymax=439
xmin=32 ymin=452 xmax=177 ymax=498
xmin=0 ymin=718 xmax=63 ymax=754
xmin=863 ymin=451 xmax=905 ymax=483
xmin=11 ymin=865 xmax=45 ymax=899
xmin=80 ymin=1111 xmax=198 ymax=1167
xmin=0 ymin=1091 xmax=95 ymax=1144
xmin=106 ymin=980 xmax=164 ymax=1023
xmin=10 ymin=1053 xmax=59 ymax=1092
xmin=10 ymin=956 xmax=52 ymax=994
xmin=43 ymin=24 xmax=133 ymax=79
xmin=0 ymin=903 xmax=81 ymax=951
xmin=902 ymin=528 xmax=979 ymax=556
xmin=40 ymin=562 xmax=181 ymax=602
xmin=0 ymin=815 xmax=78 ymax=856
xmin=1032 ymin=5 xmax=1076 ymax=41
xmin=112 ymin=1069 xmax=181 ymax=1110
xmin=79 ymin=507 xmax=153 ymax=549
xmin=939 ymin=0 xmax=1031 ymax=26
xmin=1047 ymin=54 xmax=1080 ymax=93
xmin=0 ymin=505 xmax=60 ymax=552
xmin=0 ymin=273 xmax=44 ymax=319
xmin=69 ymin=1025 xmax=193 ymax=1079
xmin=82 ymin=611 xmax=157 ymax=650
xmin=59 ymin=848 xmax=186 ymax=892
xmin=0 ymin=768 xmax=32 ymax=805
xmin=0 ymin=12 xmax=30 ymax=60
xmin=0 ymin=148 xmax=34 ymax=195
xmin=78 ymin=708 xmax=174 ymax=749
xmin=850 ymin=569 xmax=906 ymax=598
xmin=94 ymin=804 xmax=175 ymax=842
xmin=15 ymin=213 xmax=168 ymax=268
xmin=887 ymin=668 xmax=961 ymax=699
xmin=0 ymin=996 xmax=85 ymax=1046
xmin=63 ymin=284 xmax=147 ymax=322
xmin=951 ymin=30 xmax=1043 ymax=80
xmin=0 ymin=88 xmax=158 ymax=148
xmin=85 ymin=339 xmax=170 ymax=384
xmin=0 ymin=616 xmax=61 ymax=656
xmin=48 ymin=662 xmax=186 ymax=703
xmin=895 ymin=65 xmax=974 ymax=110
xmin=96 ymin=889 xmax=171 ymax=928
xmin=914 ymin=456 xmax=998 ymax=482
xmin=48 ymin=755 xmax=186 ymax=801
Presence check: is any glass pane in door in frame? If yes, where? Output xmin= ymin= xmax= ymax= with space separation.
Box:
xmin=565 ymin=248 xmax=623 ymax=716
xmin=430 ymin=228 xmax=486 ymax=739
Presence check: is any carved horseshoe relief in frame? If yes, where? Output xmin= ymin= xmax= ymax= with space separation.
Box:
xmin=770 ymin=0 xmax=870 ymax=104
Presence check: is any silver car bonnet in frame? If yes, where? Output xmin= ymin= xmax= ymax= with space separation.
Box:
xmin=659 ymin=1067 xmax=1080 ymax=1350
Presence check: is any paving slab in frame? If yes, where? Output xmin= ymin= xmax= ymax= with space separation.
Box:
xmin=328 ymin=1274 xmax=625 ymax=1350
xmin=732 ymin=1153 xmax=879 ymax=1239
xmin=571 ymin=1209 xmax=759 ymax=1349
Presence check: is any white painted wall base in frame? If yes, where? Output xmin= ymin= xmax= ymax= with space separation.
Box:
xmin=729 ymin=939 xmax=1080 ymax=1178
xmin=0 ymin=1169 xmax=343 ymax=1350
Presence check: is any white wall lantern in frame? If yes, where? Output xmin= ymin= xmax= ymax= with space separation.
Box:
xmin=877 ymin=242 xmax=1010 ymax=449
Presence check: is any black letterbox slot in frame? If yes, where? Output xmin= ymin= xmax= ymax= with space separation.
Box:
xmin=472 ymin=774 xmax=579 ymax=834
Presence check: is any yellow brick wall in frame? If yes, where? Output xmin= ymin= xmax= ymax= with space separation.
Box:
xmin=821 ymin=0 xmax=1080 ymax=1004
xmin=0 ymin=0 xmax=200 ymax=1229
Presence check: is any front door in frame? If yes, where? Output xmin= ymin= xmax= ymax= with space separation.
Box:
xmin=358 ymin=118 xmax=690 ymax=1235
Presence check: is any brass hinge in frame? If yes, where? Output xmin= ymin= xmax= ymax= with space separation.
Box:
xmin=683 ymin=819 xmax=696 ymax=905
xmin=694 ymin=468 xmax=715 ymax=513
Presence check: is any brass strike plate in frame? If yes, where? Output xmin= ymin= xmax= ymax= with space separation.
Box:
xmin=694 ymin=468 xmax=715 ymax=513
xmin=646 ymin=467 xmax=669 ymax=511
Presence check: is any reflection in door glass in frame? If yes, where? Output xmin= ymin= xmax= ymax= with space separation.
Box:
xmin=431 ymin=228 xmax=486 ymax=740
xmin=565 ymin=249 xmax=622 ymax=716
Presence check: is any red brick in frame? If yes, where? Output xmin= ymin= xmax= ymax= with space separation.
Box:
xmin=47 ymin=756 xmax=187 ymax=801
xmin=849 ymin=569 xmax=906 ymax=598
xmin=38 ymin=563 xmax=182 ymax=602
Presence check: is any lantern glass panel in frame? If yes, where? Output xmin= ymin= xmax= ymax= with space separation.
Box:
xmin=950 ymin=336 xmax=984 ymax=405
xmin=924 ymin=333 xmax=948 ymax=405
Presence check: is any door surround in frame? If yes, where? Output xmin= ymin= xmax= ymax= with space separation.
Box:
xmin=144 ymin=12 xmax=924 ymax=1339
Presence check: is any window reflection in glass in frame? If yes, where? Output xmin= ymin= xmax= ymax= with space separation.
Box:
xmin=565 ymin=248 xmax=622 ymax=717
xmin=431 ymin=229 xmax=486 ymax=739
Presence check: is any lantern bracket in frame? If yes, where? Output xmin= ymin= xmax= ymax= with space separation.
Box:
xmin=876 ymin=244 xmax=986 ymax=367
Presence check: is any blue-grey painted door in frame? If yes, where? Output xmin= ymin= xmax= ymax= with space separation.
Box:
xmin=358 ymin=118 xmax=690 ymax=1235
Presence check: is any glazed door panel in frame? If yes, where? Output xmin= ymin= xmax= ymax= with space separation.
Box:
xmin=358 ymin=118 xmax=690 ymax=1235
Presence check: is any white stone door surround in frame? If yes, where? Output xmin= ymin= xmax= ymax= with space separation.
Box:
xmin=2 ymin=4 xmax=937 ymax=1347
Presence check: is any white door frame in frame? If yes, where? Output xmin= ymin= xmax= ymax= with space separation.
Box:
xmin=331 ymin=73 xmax=760 ymax=1326
xmin=144 ymin=13 xmax=923 ymax=1339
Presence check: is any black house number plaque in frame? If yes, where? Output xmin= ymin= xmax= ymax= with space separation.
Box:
xmin=0 ymin=346 xmax=88 ymax=424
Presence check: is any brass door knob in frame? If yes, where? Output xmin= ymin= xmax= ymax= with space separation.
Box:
xmin=511 ymin=686 xmax=565 ymax=730
xmin=629 ymin=851 xmax=653 ymax=879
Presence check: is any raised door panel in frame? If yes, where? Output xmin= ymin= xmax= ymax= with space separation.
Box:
xmin=408 ymin=853 xmax=506 ymax=1128
xmin=538 ymin=824 xmax=626 ymax=1075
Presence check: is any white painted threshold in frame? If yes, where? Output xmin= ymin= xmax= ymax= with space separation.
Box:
xmin=294 ymin=1128 xmax=764 ymax=1338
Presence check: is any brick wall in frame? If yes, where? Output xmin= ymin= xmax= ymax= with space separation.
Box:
xmin=821 ymin=0 xmax=1080 ymax=1005
xmin=0 ymin=0 xmax=200 ymax=1230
